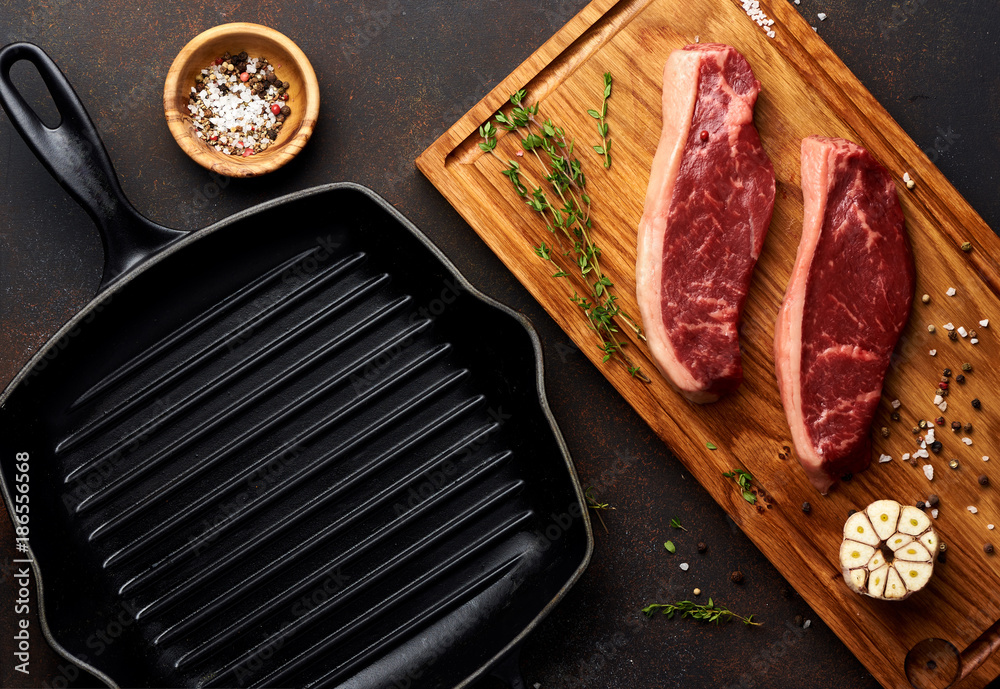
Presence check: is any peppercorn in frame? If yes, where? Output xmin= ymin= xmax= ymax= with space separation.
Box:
xmin=281 ymin=80 xmax=290 ymax=89
xmin=847 ymin=509 xmax=857 ymax=517
xmin=943 ymin=368 xmax=952 ymax=377
xmin=986 ymin=543 xmax=995 ymax=554
xmin=931 ymin=441 xmax=943 ymax=453
xmin=972 ymin=398 xmax=982 ymax=410
xmin=928 ymin=494 xmax=940 ymax=507
xmin=935 ymin=417 xmax=945 ymax=426
xmin=282 ymin=93 xmax=290 ymax=101
xmin=949 ymin=459 xmax=960 ymax=469
xmin=731 ymin=571 xmax=744 ymax=584
xmin=970 ymin=330 xmax=978 ymax=339
xmin=794 ymin=614 xmax=804 ymax=627
xmin=962 ymin=241 xmax=973 ymax=252
xmin=916 ymin=501 xmax=926 ymax=509
xmin=951 ymin=421 xmax=962 ymax=432
xmin=267 ymin=129 xmax=278 ymax=140
xmin=697 ymin=542 xmax=707 ymax=553
xmin=912 ymin=426 xmax=920 ymax=434
xmin=939 ymin=382 xmax=949 ymax=390
xmin=919 ymin=419 xmax=928 ymax=429
xmin=978 ymin=474 xmax=990 ymax=486
xmin=949 ymin=330 xmax=959 ymax=341
xmin=956 ymin=374 xmax=966 ymax=384
xmin=280 ymin=105 xmax=291 ymax=116
xmin=962 ymin=363 xmax=973 ymax=372
xmin=891 ymin=412 xmax=900 ymax=421
xmin=802 ymin=502 xmax=811 ymax=514
xmin=266 ymin=71 xmax=277 ymax=83
xmin=921 ymin=294 xmax=931 ymax=304
xmin=880 ymin=427 xmax=889 ymax=438
xmin=928 ymin=324 xmax=936 ymax=333
xmin=964 ymin=422 xmax=972 ymax=432
xmin=276 ymin=114 xmax=286 ymax=123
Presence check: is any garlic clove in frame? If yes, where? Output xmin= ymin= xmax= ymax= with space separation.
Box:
xmin=844 ymin=511 xmax=880 ymax=546
xmin=887 ymin=533 xmax=915 ymax=551
xmin=868 ymin=564 xmax=890 ymax=598
xmin=895 ymin=541 xmax=932 ymax=562
xmin=884 ymin=567 xmax=907 ymax=599
xmin=898 ymin=506 xmax=932 ymax=536
xmin=848 ymin=568 xmax=867 ymax=593
xmin=895 ymin=560 xmax=933 ymax=591
xmin=867 ymin=500 xmax=902 ymax=541
xmin=840 ymin=541 xmax=876 ymax=569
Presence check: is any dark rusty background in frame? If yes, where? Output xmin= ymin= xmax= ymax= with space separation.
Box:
xmin=1 ymin=1 xmax=999 ymax=687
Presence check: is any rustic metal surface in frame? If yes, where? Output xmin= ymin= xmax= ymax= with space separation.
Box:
xmin=1 ymin=1 xmax=998 ymax=687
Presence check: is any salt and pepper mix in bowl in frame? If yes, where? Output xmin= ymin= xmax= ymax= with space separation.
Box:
xmin=164 ymin=23 xmax=319 ymax=177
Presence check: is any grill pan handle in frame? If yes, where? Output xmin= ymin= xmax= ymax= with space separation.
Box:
xmin=0 ymin=42 xmax=186 ymax=292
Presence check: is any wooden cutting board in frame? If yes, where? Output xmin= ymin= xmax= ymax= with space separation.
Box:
xmin=416 ymin=0 xmax=1000 ymax=686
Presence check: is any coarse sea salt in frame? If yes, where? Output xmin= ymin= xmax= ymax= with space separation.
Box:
xmin=968 ymin=506 xmax=979 ymax=514
xmin=946 ymin=287 xmax=957 ymax=297
xmin=990 ymin=524 xmax=996 ymax=530
xmin=679 ymin=562 xmax=690 ymax=571
xmin=915 ymin=449 xmax=930 ymax=459
xmin=879 ymin=454 xmax=892 ymax=463
xmin=938 ymin=401 xmax=948 ymax=412
xmin=963 ymin=437 xmax=973 ymax=446
xmin=817 ymin=12 xmax=827 ymax=20
xmin=891 ymin=399 xmax=901 ymax=409
xmin=933 ymin=394 xmax=943 ymax=405
xmin=923 ymin=465 xmax=934 ymax=480
xmin=980 ymin=319 xmax=990 ymax=328
xmin=985 ymin=456 xmax=991 ymax=462
xmin=803 ymin=619 xmax=812 ymax=629
xmin=741 ymin=0 xmax=776 ymax=38
xmin=932 ymin=508 xmax=939 ymax=519
xmin=902 ymin=453 xmax=911 ymax=461
xmin=971 ymin=338 xmax=979 ymax=345
xmin=929 ymin=349 xmax=937 ymax=356
xmin=943 ymin=322 xmax=955 ymax=331
xmin=958 ymin=326 xmax=968 ymax=337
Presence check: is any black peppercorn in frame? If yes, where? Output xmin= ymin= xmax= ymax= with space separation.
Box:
xmin=802 ymin=502 xmax=811 ymax=514
xmin=731 ymin=571 xmax=744 ymax=584
xmin=964 ymin=422 xmax=973 ymax=432
xmin=282 ymin=80 xmax=290 ymax=89
xmin=891 ymin=412 xmax=901 ymax=421
xmin=280 ymin=105 xmax=291 ymax=117
xmin=930 ymin=441 xmax=943 ymax=453
xmin=986 ymin=544 xmax=995 ymax=554
xmin=949 ymin=330 xmax=959 ymax=341
xmin=956 ymin=374 xmax=966 ymax=384
xmin=916 ymin=500 xmax=926 ymax=509
xmin=880 ymin=427 xmax=890 ymax=438
xmin=794 ymin=614 xmax=804 ymax=627
xmin=936 ymin=416 xmax=946 ymax=426
xmin=238 ymin=51 xmax=248 ymax=60
xmin=973 ymin=398 xmax=982 ymax=410
xmin=943 ymin=368 xmax=952 ymax=377
xmin=912 ymin=426 xmax=920 ymax=434
xmin=847 ymin=509 xmax=857 ymax=516
xmin=980 ymin=474 xmax=990 ymax=486
xmin=951 ymin=421 xmax=962 ymax=432
xmin=697 ymin=542 xmax=707 ymax=553
xmin=962 ymin=363 xmax=973 ymax=372
xmin=928 ymin=494 xmax=940 ymax=507
xmin=222 ymin=51 xmax=231 ymax=60
xmin=267 ymin=129 xmax=278 ymax=140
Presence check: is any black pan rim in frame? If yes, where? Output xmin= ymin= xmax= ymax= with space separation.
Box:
xmin=0 ymin=181 xmax=595 ymax=689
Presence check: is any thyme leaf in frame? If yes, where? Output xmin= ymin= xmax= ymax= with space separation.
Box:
xmin=642 ymin=599 xmax=761 ymax=626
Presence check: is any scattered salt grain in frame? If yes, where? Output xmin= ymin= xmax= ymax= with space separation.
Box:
xmin=946 ymin=287 xmax=957 ymax=297
xmin=958 ymin=326 xmax=968 ymax=337
xmin=971 ymin=338 xmax=979 ymax=345
xmin=963 ymin=437 xmax=973 ymax=446
xmin=741 ymin=0 xmax=776 ymax=37
xmin=926 ymin=428 xmax=936 ymax=443
xmin=902 ymin=453 xmax=911 ymax=461
xmin=933 ymin=395 xmax=943 ymax=405
xmin=915 ymin=449 xmax=930 ymax=459
xmin=990 ymin=524 xmax=996 ymax=531
xmin=931 ymin=508 xmax=939 ymax=519
xmin=891 ymin=399 xmax=902 ymax=409
xmin=879 ymin=454 xmax=892 ymax=463
xmin=938 ymin=401 xmax=948 ymax=412
xmin=980 ymin=319 xmax=989 ymax=328
xmin=943 ymin=322 xmax=955 ymax=331
xmin=817 ymin=12 xmax=827 ymax=20
xmin=812 ymin=26 xmax=818 ymax=31
xmin=803 ymin=619 xmax=812 ymax=629
xmin=984 ymin=456 xmax=991 ymax=462
xmin=969 ymin=506 xmax=979 ymax=514
xmin=923 ymin=465 xmax=934 ymax=480
xmin=679 ymin=562 xmax=690 ymax=571
xmin=929 ymin=349 xmax=937 ymax=356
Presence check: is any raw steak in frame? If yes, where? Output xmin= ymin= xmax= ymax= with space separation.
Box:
xmin=775 ymin=136 xmax=915 ymax=494
xmin=636 ymin=43 xmax=775 ymax=403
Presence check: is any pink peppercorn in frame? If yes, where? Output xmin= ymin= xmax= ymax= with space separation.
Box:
xmin=939 ymin=382 xmax=949 ymax=390
xmin=281 ymin=93 xmax=289 ymax=101
xmin=214 ymin=57 xmax=223 ymax=65
xmin=240 ymin=72 xmax=250 ymax=82
xmin=271 ymin=104 xmax=282 ymax=115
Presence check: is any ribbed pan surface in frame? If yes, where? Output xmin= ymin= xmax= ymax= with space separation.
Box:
xmin=0 ymin=187 xmax=589 ymax=689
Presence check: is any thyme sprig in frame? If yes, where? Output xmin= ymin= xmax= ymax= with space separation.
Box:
xmin=642 ymin=599 xmax=761 ymax=626
xmin=480 ymin=88 xmax=648 ymax=382
xmin=585 ymin=486 xmax=614 ymax=533
xmin=723 ymin=469 xmax=757 ymax=505
xmin=588 ymin=72 xmax=612 ymax=168
xmin=669 ymin=517 xmax=687 ymax=531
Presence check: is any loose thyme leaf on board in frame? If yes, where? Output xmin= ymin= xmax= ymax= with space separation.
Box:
xmin=590 ymin=72 xmax=613 ymax=169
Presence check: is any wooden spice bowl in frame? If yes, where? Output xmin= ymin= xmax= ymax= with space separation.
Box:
xmin=163 ymin=23 xmax=319 ymax=177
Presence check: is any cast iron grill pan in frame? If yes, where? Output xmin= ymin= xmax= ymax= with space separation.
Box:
xmin=0 ymin=43 xmax=591 ymax=689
